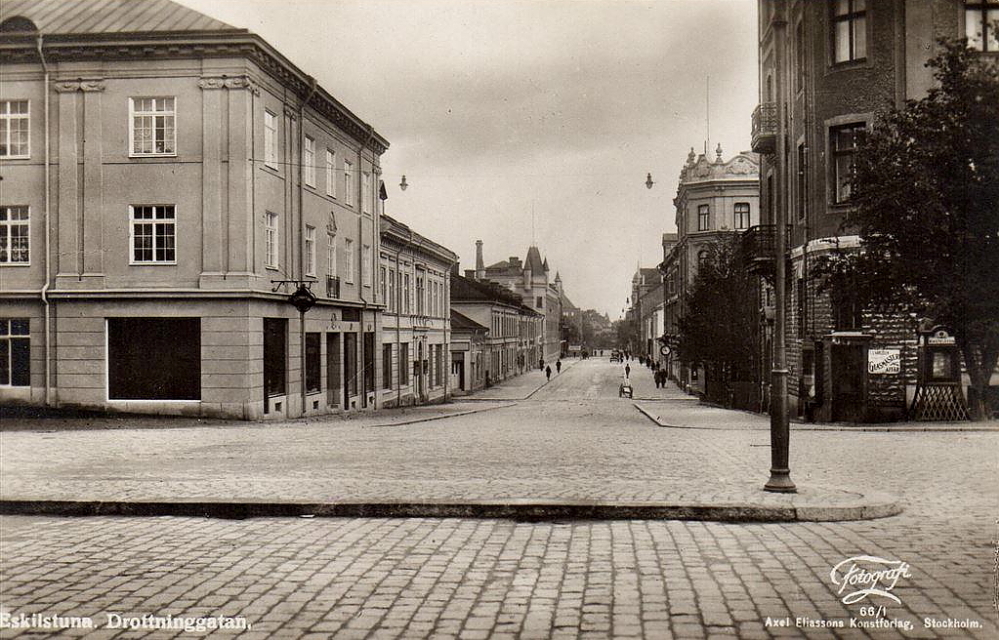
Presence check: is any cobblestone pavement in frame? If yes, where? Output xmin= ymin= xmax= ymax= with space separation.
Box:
xmin=1 ymin=359 xmax=997 ymax=637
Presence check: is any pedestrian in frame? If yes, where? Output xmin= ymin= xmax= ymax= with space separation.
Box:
xmin=556 ymin=360 xmax=562 ymax=374
xmin=625 ymin=363 xmax=631 ymax=379
xmin=539 ymin=357 xmax=544 ymax=370
xmin=545 ymin=365 xmax=552 ymax=381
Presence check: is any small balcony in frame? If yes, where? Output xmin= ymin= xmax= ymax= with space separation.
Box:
xmin=326 ymin=275 xmax=341 ymax=299
xmin=751 ymin=103 xmax=777 ymax=154
xmin=741 ymin=225 xmax=778 ymax=277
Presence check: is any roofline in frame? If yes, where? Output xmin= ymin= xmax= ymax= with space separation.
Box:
xmin=0 ymin=29 xmax=389 ymax=153
xmin=380 ymin=214 xmax=458 ymax=264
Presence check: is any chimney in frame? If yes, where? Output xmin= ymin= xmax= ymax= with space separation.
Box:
xmin=475 ymin=240 xmax=484 ymax=280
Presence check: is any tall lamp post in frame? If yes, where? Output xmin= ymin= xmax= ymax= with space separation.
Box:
xmin=273 ymin=280 xmax=318 ymax=415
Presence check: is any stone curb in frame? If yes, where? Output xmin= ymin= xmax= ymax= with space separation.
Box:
xmin=633 ymin=402 xmax=999 ymax=433
xmin=364 ymin=403 xmax=516 ymax=428
xmin=0 ymin=497 xmax=901 ymax=522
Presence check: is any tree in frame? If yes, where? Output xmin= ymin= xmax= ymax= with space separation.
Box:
xmin=833 ymin=39 xmax=999 ymax=419
xmin=677 ymin=235 xmax=759 ymax=400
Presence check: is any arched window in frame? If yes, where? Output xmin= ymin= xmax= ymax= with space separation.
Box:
xmin=697 ymin=250 xmax=709 ymax=272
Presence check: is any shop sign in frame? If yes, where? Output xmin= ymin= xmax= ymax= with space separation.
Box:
xmin=868 ymin=349 xmax=901 ymax=374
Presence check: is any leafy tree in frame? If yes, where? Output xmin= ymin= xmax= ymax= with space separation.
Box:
xmin=677 ymin=234 xmax=759 ymax=396
xmin=833 ymin=39 xmax=999 ymax=419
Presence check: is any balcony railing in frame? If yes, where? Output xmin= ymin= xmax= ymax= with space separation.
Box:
xmin=326 ymin=275 xmax=341 ymax=299
xmin=741 ymin=225 xmax=778 ymax=277
xmin=751 ymin=103 xmax=777 ymax=154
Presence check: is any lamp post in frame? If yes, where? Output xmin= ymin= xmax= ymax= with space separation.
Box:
xmin=273 ymin=280 xmax=318 ymax=415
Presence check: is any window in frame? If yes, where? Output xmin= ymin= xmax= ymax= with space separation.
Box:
xmin=797 ymin=143 xmax=807 ymax=220
xmin=734 ymin=203 xmax=751 ymax=230
xmin=344 ymin=160 xmax=354 ymax=206
xmin=0 ymin=205 xmax=29 ymax=264
xmin=107 ymin=318 xmax=200 ymax=400
xmin=536 ymin=296 xmax=543 ymax=308
xmin=380 ymin=266 xmax=387 ymax=302
xmin=362 ymin=171 xmax=372 ymax=214
xmin=697 ymin=204 xmax=710 ymax=231
xmin=264 ymin=110 xmax=278 ymax=168
xmin=130 ymin=205 xmax=176 ymax=264
xmin=400 ymin=343 xmax=409 ymax=385
xmin=306 ymin=332 xmax=321 ymax=393
xmin=304 ymin=136 xmax=316 ymax=187
xmin=832 ymin=0 xmax=866 ymax=64
xmin=327 ymin=234 xmax=337 ymax=277
xmin=831 ymin=123 xmax=865 ymax=203
xmin=795 ymin=20 xmax=806 ymax=94
xmin=404 ymin=273 xmax=411 ymax=314
xmin=697 ymin=250 xmax=709 ymax=272
xmin=362 ymin=244 xmax=372 ymax=287
xmin=265 ymin=211 xmax=279 ymax=268
xmin=325 ymin=149 xmax=336 ymax=197
xmin=388 ymin=268 xmax=396 ymax=313
xmin=416 ymin=273 xmax=425 ymax=315
xmin=305 ymin=225 xmax=316 ymax=276
xmin=383 ymin=343 xmax=393 ymax=389
xmin=0 ymin=100 xmax=29 ymax=158
xmin=966 ymin=0 xmax=999 ymax=51
xmin=130 ymin=97 xmax=175 ymax=156
xmin=344 ymin=238 xmax=355 ymax=283
xmin=0 ymin=318 xmax=30 ymax=386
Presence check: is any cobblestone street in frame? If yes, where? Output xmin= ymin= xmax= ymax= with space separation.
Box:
xmin=1 ymin=360 xmax=997 ymax=638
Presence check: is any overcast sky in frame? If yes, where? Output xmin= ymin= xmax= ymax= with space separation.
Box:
xmin=179 ymin=0 xmax=758 ymax=317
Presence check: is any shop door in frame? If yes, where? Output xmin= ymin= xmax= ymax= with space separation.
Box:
xmin=326 ymin=332 xmax=340 ymax=408
xmin=263 ymin=318 xmax=287 ymax=414
xmin=831 ymin=344 xmax=865 ymax=422
xmin=343 ymin=332 xmax=357 ymax=409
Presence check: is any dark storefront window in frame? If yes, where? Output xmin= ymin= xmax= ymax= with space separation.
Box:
xmin=344 ymin=332 xmax=358 ymax=397
xmin=264 ymin=318 xmax=287 ymax=398
xmin=108 ymin=318 xmax=200 ymax=400
xmin=305 ymin=332 xmax=321 ymax=393
xmin=383 ymin=343 xmax=393 ymax=389
xmin=363 ymin=332 xmax=375 ymax=394
xmin=0 ymin=318 xmax=30 ymax=387
xmin=400 ymin=343 xmax=409 ymax=385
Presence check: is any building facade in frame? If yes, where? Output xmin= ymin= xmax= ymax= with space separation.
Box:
xmin=379 ymin=215 xmax=457 ymax=408
xmin=0 ymin=0 xmax=389 ymax=419
xmin=474 ymin=241 xmax=562 ymax=362
xmin=661 ymin=147 xmax=760 ymax=395
xmin=751 ymin=0 xmax=983 ymax=422
xmin=449 ymin=309 xmax=487 ymax=395
xmin=450 ymin=274 xmax=542 ymax=387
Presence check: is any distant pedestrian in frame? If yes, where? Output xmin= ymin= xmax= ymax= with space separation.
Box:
xmin=625 ymin=363 xmax=631 ymax=379
xmin=545 ymin=365 xmax=552 ymax=381
xmin=556 ymin=360 xmax=562 ymax=374
xmin=539 ymin=357 xmax=545 ymax=370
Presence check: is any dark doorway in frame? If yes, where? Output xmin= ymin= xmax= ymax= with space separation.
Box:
xmin=344 ymin=332 xmax=357 ymax=408
xmin=831 ymin=343 xmax=865 ymax=422
xmin=263 ymin=318 xmax=287 ymax=414
xmin=363 ymin=331 xmax=375 ymax=406
xmin=108 ymin=318 xmax=200 ymax=400
xmin=326 ymin=332 xmax=340 ymax=408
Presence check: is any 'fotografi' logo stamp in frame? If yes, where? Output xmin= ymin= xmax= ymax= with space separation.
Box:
xmin=830 ymin=555 xmax=912 ymax=605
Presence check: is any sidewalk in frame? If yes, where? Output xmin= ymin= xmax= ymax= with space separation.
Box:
xmin=462 ymin=359 xmax=578 ymax=401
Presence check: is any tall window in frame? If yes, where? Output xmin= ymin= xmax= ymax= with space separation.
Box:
xmin=362 ymin=171 xmax=372 ymax=214
xmin=130 ymin=97 xmax=175 ymax=156
xmin=130 ymin=205 xmax=176 ymax=264
xmin=305 ymin=225 xmax=316 ymax=276
xmin=0 ymin=318 xmax=30 ymax=387
xmin=362 ymin=244 xmax=372 ymax=287
xmin=380 ymin=266 xmax=387 ymax=302
xmin=0 ymin=100 xmax=29 ymax=158
xmin=404 ymin=273 xmax=412 ymax=314
xmin=832 ymin=0 xmax=866 ymax=63
xmin=416 ymin=273 xmax=425 ymax=315
xmin=327 ymin=234 xmax=337 ymax=277
xmin=795 ymin=20 xmax=806 ymax=94
xmin=400 ymin=343 xmax=409 ymax=385
xmin=734 ymin=203 xmax=751 ymax=230
xmin=325 ymin=149 xmax=336 ymax=197
xmin=265 ymin=211 xmax=279 ymax=268
xmin=344 ymin=160 xmax=354 ymax=206
xmin=697 ymin=204 xmax=710 ymax=231
xmin=388 ymin=268 xmax=396 ymax=313
xmin=305 ymin=333 xmax=321 ymax=393
xmin=831 ymin=123 xmax=865 ymax=203
xmin=966 ymin=0 xmax=999 ymax=51
xmin=0 ymin=206 xmax=30 ymax=264
xmin=264 ymin=110 xmax=278 ymax=168
xmin=344 ymin=238 xmax=355 ymax=283
xmin=304 ymin=136 xmax=316 ymax=187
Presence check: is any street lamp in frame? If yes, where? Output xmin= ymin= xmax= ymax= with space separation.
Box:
xmin=273 ymin=280 xmax=318 ymax=415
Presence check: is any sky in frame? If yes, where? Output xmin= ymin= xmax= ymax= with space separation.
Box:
xmin=179 ymin=0 xmax=759 ymax=318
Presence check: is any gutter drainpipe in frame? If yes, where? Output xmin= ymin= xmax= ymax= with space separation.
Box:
xmin=37 ymin=35 xmax=52 ymax=407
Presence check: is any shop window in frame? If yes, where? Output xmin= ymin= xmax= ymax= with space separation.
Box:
xmin=108 ymin=318 xmax=200 ymax=400
xmin=0 ymin=318 xmax=30 ymax=386
xmin=305 ymin=332 xmax=321 ymax=393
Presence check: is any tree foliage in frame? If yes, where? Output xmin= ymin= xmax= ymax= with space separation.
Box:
xmin=677 ymin=235 xmax=759 ymax=384
xmin=828 ymin=39 xmax=999 ymax=418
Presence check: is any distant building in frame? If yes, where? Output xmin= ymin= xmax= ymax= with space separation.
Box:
xmin=379 ymin=215 xmax=457 ymax=408
xmin=0 ymin=0 xmax=389 ymax=419
xmin=450 ymin=274 xmax=542 ymax=387
xmin=473 ymin=242 xmax=563 ymax=362
xmin=449 ymin=310 xmax=488 ymax=394
xmin=661 ymin=147 xmax=760 ymax=396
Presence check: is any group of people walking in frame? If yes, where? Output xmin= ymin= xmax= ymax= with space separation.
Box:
xmin=540 ymin=358 xmax=562 ymax=381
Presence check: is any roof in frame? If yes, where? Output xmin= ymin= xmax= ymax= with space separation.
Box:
xmin=635 ymin=268 xmax=660 ymax=284
xmin=380 ymin=214 xmax=458 ymax=265
xmin=560 ymin=291 xmax=578 ymax=311
xmin=450 ymin=310 xmax=487 ymax=334
xmin=525 ymin=246 xmax=545 ymax=273
xmin=450 ymin=275 xmax=541 ymax=316
xmin=0 ymin=0 xmax=240 ymax=34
